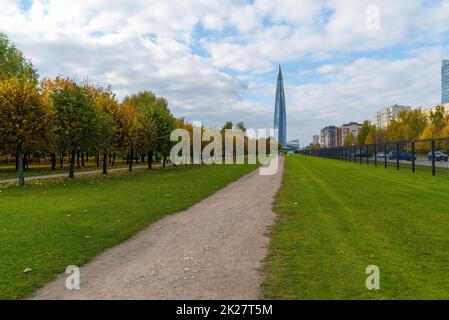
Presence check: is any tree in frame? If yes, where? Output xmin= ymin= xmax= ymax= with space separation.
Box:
xmin=222 ymin=121 xmax=233 ymax=131
xmin=358 ymin=120 xmax=372 ymax=145
xmin=82 ymin=83 xmax=119 ymax=174
xmin=116 ymin=101 xmax=140 ymax=171
xmin=152 ymin=106 xmax=176 ymax=168
xmin=235 ymin=121 xmax=246 ymax=133
xmin=0 ymin=33 xmax=38 ymax=85
xmin=0 ymin=77 xmax=54 ymax=186
xmin=41 ymin=77 xmax=77 ymax=170
xmin=344 ymin=132 xmax=356 ymax=146
xmin=387 ymin=109 xmax=428 ymax=142
xmin=51 ymin=84 xmax=98 ymax=179
xmin=123 ymin=91 xmax=176 ymax=169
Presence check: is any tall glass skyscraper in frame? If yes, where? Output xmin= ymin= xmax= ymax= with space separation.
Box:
xmin=442 ymin=60 xmax=449 ymax=104
xmin=274 ymin=65 xmax=287 ymax=147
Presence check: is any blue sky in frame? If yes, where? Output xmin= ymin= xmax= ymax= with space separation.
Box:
xmin=2 ymin=0 xmax=449 ymax=146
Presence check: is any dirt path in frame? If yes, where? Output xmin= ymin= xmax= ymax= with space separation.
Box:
xmin=30 ymin=158 xmax=284 ymax=300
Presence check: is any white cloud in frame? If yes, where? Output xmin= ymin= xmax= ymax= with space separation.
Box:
xmin=0 ymin=0 xmax=448 ymax=147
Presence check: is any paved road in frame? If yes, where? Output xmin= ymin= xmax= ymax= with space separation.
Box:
xmin=370 ymin=157 xmax=449 ymax=168
xmin=0 ymin=165 xmax=148 ymax=184
xmin=29 ymin=158 xmax=284 ymax=300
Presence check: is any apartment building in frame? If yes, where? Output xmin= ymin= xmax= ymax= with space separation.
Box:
xmin=320 ymin=126 xmax=339 ymax=148
xmin=376 ymin=105 xmax=412 ymax=129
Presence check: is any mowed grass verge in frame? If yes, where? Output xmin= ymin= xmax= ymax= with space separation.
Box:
xmin=262 ymin=155 xmax=449 ymax=299
xmin=0 ymin=163 xmax=258 ymax=299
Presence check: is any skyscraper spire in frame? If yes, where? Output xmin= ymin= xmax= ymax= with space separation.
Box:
xmin=274 ymin=65 xmax=287 ymax=147
xmin=277 ymin=64 xmax=283 ymax=80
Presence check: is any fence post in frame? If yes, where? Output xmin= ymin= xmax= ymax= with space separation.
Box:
xmin=366 ymin=145 xmax=369 ymax=165
xmin=384 ymin=144 xmax=387 ymax=169
xmin=359 ymin=145 xmax=362 ymax=164
xmin=412 ymin=141 xmax=415 ymax=173
xmin=374 ymin=144 xmax=378 ymax=167
xmin=432 ymin=139 xmax=436 ymax=176
xmin=396 ymin=143 xmax=400 ymax=171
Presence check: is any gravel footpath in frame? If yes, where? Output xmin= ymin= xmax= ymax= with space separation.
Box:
xmin=30 ymin=158 xmax=284 ymax=300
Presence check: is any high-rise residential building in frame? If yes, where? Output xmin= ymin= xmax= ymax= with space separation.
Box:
xmin=376 ymin=105 xmax=412 ymax=129
xmin=341 ymin=122 xmax=363 ymax=145
xmin=442 ymin=60 xmax=449 ymax=104
xmin=320 ymin=126 xmax=338 ymax=148
xmin=313 ymin=135 xmax=320 ymax=146
xmin=274 ymin=65 xmax=287 ymax=147
xmin=337 ymin=127 xmax=343 ymax=147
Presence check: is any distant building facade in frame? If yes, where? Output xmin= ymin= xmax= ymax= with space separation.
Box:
xmin=376 ymin=105 xmax=412 ymax=129
xmin=337 ymin=127 xmax=343 ymax=147
xmin=341 ymin=122 xmax=363 ymax=145
xmin=312 ymin=135 xmax=320 ymax=146
xmin=320 ymin=126 xmax=338 ymax=148
xmin=442 ymin=60 xmax=449 ymax=104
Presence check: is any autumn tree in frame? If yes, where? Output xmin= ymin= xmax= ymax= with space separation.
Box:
xmin=116 ymin=101 xmax=140 ymax=171
xmin=123 ymin=91 xmax=176 ymax=169
xmin=51 ymin=84 xmax=98 ymax=179
xmin=0 ymin=33 xmax=38 ymax=85
xmin=82 ymin=83 xmax=119 ymax=174
xmin=0 ymin=77 xmax=54 ymax=186
xmin=358 ymin=120 xmax=373 ymax=145
xmin=344 ymin=132 xmax=356 ymax=146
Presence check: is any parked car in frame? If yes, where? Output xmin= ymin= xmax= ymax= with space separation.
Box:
xmin=376 ymin=152 xmax=386 ymax=158
xmin=428 ymin=151 xmax=448 ymax=161
xmin=387 ymin=151 xmax=416 ymax=161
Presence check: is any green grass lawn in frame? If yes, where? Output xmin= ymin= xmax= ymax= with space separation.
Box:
xmin=0 ymin=163 xmax=257 ymax=299
xmin=262 ymin=155 xmax=449 ymax=299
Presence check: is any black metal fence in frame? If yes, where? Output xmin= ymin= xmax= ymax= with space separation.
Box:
xmin=299 ymin=137 xmax=449 ymax=176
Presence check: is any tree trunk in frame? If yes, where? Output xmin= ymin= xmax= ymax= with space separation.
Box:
xmin=129 ymin=148 xmax=134 ymax=172
xmin=163 ymin=155 xmax=167 ymax=168
xmin=69 ymin=149 xmax=76 ymax=179
xmin=23 ymin=153 xmax=28 ymax=172
xmin=147 ymin=151 xmax=153 ymax=170
xmin=77 ymin=151 xmax=81 ymax=169
xmin=141 ymin=154 xmax=145 ymax=162
xmin=81 ymin=152 xmax=85 ymax=167
xmin=112 ymin=154 xmax=116 ymax=166
xmin=96 ymin=154 xmax=100 ymax=167
xmin=60 ymin=153 xmax=64 ymax=168
xmin=102 ymin=151 xmax=108 ymax=174
xmin=50 ymin=153 xmax=56 ymax=171
xmin=17 ymin=150 xmax=25 ymax=187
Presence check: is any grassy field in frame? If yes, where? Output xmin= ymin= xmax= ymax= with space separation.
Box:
xmin=0 ymin=163 xmax=257 ymax=299
xmin=262 ymin=155 xmax=449 ymax=299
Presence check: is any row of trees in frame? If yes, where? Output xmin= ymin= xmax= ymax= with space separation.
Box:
xmin=309 ymin=106 xmax=449 ymax=150
xmin=361 ymin=106 xmax=449 ymax=145
xmin=0 ymin=33 xmax=177 ymax=186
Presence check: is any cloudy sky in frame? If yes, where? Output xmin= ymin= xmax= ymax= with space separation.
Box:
xmin=1 ymin=0 xmax=449 ymax=146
